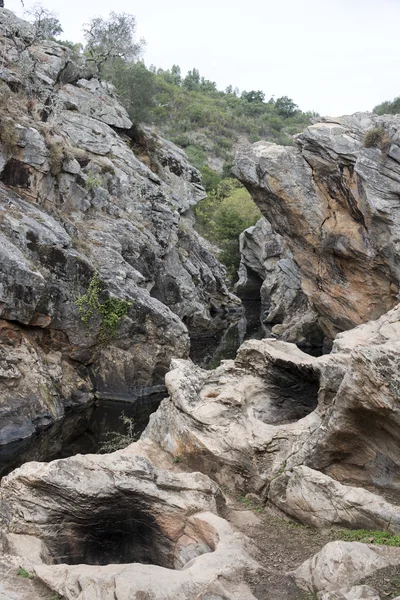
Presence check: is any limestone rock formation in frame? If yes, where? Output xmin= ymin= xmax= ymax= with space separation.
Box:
xmin=143 ymin=304 xmax=400 ymax=530
xmin=269 ymin=466 xmax=400 ymax=533
xmin=293 ymin=541 xmax=400 ymax=595
xmin=0 ymin=9 xmax=240 ymax=447
xmin=234 ymin=113 xmax=400 ymax=341
xmin=0 ymin=449 xmax=260 ymax=600
xmin=236 ymin=217 xmax=323 ymax=349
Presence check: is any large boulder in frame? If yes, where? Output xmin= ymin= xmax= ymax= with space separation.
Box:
xmin=236 ymin=217 xmax=323 ymax=349
xmin=269 ymin=466 xmax=400 ymax=533
xmin=234 ymin=114 xmax=400 ymax=340
xmin=293 ymin=541 xmax=400 ymax=595
xmin=0 ymin=449 xmax=260 ymax=600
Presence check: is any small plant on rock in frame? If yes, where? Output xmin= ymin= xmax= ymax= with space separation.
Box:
xmin=364 ymin=127 xmax=389 ymax=150
xmin=17 ymin=567 xmax=35 ymax=579
xmin=0 ymin=118 xmax=19 ymax=154
xmin=76 ymin=271 xmax=133 ymax=342
xmin=84 ymin=171 xmax=102 ymax=191
xmin=100 ymin=413 xmax=136 ymax=452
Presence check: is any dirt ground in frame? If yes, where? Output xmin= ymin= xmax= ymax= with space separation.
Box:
xmin=224 ymin=496 xmax=334 ymax=600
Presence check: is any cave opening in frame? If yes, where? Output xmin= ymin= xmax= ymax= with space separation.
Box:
xmin=254 ymin=362 xmax=320 ymax=425
xmin=50 ymin=492 xmax=176 ymax=567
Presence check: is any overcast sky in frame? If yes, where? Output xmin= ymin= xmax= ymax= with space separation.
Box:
xmin=6 ymin=0 xmax=400 ymax=116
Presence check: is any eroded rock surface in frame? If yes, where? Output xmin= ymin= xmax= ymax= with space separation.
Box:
xmin=143 ymin=304 xmax=400 ymax=532
xmin=293 ymin=541 xmax=400 ymax=594
xmin=0 ymin=449 xmax=260 ymax=600
xmin=236 ymin=217 xmax=324 ymax=349
xmin=0 ymin=9 xmax=240 ymax=447
xmin=234 ymin=113 xmax=400 ymax=340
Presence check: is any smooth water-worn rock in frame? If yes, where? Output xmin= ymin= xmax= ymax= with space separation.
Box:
xmin=269 ymin=466 xmax=400 ymax=533
xmin=0 ymin=447 xmax=260 ymax=600
xmin=0 ymin=9 xmax=240 ymax=446
xmin=143 ymin=304 xmax=400 ymax=529
xmin=234 ymin=114 xmax=400 ymax=340
xmin=293 ymin=541 xmax=400 ymax=594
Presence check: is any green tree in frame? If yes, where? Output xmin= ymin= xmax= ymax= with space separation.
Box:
xmin=83 ymin=12 xmax=144 ymax=71
xmin=275 ymin=96 xmax=298 ymax=118
xmin=195 ymin=179 xmax=262 ymax=280
xmin=241 ymin=90 xmax=265 ymax=103
xmin=107 ymin=60 xmax=156 ymax=124
xmin=183 ymin=68 xmax=200 ymax=91
xmin=373 ymin=97 xmax=400 ymax=115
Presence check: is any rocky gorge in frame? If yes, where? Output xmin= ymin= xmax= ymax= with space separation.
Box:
xmin=0 ymin=8 xmax=400 ymax=600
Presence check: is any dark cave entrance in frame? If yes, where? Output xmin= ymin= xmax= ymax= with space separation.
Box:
xmin=51 ymin=492 xmax=175 ymax=567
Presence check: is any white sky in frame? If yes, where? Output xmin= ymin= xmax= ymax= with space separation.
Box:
xmin=6 ymin=0 xmax=400 ymax=116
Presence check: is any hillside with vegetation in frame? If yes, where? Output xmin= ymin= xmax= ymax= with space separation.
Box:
xmin=373 ymin=95 xmax=400 ymax=115
xmin=108 ymin=61 xmax=315 ymax=177
xmin=18 ymin=9 xmax=315 ymax=278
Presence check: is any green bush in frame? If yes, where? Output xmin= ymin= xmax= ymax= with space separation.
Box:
xmin=373 ymin=96 xmax=400 ymax=115
xmin=76 ymin=272 xmax=133 ymax=342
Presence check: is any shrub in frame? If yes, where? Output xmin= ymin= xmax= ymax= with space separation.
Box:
xmin=100 ymin=413 xmax=136 ymax=452
xmin=84 ymin=171 xmax=102 ymax=191
xmin=17 ymin=567 xmax=35 ymax=579
xmin=48 ymin=140 xmax=65 ymax=176
xmin=364 ymin=127 xmax=388 ymax=149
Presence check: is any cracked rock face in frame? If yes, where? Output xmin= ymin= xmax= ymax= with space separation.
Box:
xmin=0 ymin=10 xmax=240 ymax=447
xmin=234 ymin=113 xmax=400 ymax=340
xmin=236 ymin=217 xmax=324 ymax=349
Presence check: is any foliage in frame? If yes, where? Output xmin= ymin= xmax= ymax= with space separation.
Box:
xmin=105 ymin=60 xmax=157 ymax=124
xmin=373 ymin=96 xmax=400 ymax=115
xmin=195 ymin=178 xmax=262 ymax=280
xmin=22 ymin=5 xmax=62 ymax=40
xmin=275 ymin=95 xmax=299 ymax=117
xmin=336 ymin=529 xmax=400 ymax=547
xmin=34 ymin=16 xmax=62 ymax=40
xmin=100 ymin=413 xmax=136 ymax=453
xmin=76 ymin=272 xmax=133 ymax=341
xmin=83 ymin=12 xmax=144 ymax=72
xmin=17 ymin=567 xmax=35 ymax=579
xmin=363 ymin=127 xmax=388 ymax=149
xmin=99 ymin=55 xmax=313 ymax=175
xmin=84 ymin=171 xmax=102 ymax=191
xmin=241 ymin=90 xmax=265 ymax=103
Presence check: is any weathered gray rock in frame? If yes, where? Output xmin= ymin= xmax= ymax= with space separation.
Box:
xmin=143 ymin=305 xmax=400 ymax=527
xmin=0 ymin=13 xmax=240 ymax=446
xmin=305 ymin=304 xmax=400 ymax=488
xmin=234 ymin=114 xmax=400 ymax=340
xmin=143 ymin=338 xmax=328 ymax=493
xmin=293 ymin=541 xmax=400 ymax=594
xmin=236 ymin=217 xmax=323 ymax=348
